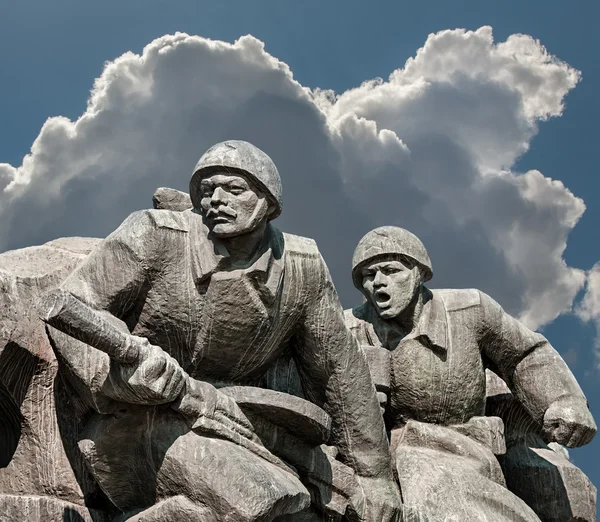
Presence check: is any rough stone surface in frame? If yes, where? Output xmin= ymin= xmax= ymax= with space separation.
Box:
xmin=487 ymin=370 xmax=597 ymax=521
xmin=152 ymin=186 xmax=192 ymax=212
xmin=22 ymin=142 xmax=404 ymax=521
xmin=0 ymin=238 xmax=112 ymax=521
xmin=0 ymin=495 xmax=106 ymax=522
xmin=219 ymin=386 xmax=332 ymax=446
xmin=1 ymin=153 xmax=596 ymax=521
xmin=345 ymin=225 xmax=597 ymax=522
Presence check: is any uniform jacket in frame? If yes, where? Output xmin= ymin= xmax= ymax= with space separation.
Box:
xmin=345 ymin=287 xmax=586 ymax=429
xmin=55 ymin=208 xmax=390 ymax=478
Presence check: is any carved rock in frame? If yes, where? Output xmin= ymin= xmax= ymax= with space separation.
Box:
xmin=487 ymin=370 xmax=597 ymax=522
xmin=152 ymin=186 xmax=192 ymax=211
xmin=4 ymin=185 xmax=593 ymax=522
xmin=0 ymin=238 xmax=111 ymax=521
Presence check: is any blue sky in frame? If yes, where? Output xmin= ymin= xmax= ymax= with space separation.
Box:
xmin=1 ymin=0 xmax=599 ymax=499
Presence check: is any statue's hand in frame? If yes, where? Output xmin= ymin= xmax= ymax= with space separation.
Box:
xmin=356 ymin=475 xmax=402 ymax=522
xmin=111 ymin=335 xmax=187 ymax=405
xmin=542 ymin=397 xmax=597 ymax=448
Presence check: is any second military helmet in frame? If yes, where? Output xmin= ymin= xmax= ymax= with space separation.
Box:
xmin=190 ymin=140 xmax=283 ymax=220
xmin=352 ymin=226 xmax=433 ymax=289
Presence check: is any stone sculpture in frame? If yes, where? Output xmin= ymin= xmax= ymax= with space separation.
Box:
xmin=0 ymin=145 xmax=596 ymax=522
xmin=344 ymin=226 xmax=597 ymax=522
xmin=36 ymin=141 xmax=403 ymax=521
xmin=0 ymin=237 xmax=111 ymax=521
xmin=487 ymin=370 xmax=597 ymax=521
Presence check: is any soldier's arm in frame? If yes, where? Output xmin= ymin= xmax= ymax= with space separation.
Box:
xmin=292 ymin=249 xmax=401 ymax=519
xmin=50 ymin=210 xmax=155 ymax=411
xmin=61 ymin=210 xmax=156 ymax=315
xmin=479 ymin=290 xmax=596 ymax=447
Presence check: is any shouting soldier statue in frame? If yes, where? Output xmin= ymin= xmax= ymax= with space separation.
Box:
xmin=345 ymin=226 xmax=596 ymax=522
xmin=44 ymin=142 xmax=402 ymax=521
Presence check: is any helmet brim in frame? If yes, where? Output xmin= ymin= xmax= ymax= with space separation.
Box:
xmin=351 ymin=253 xmax=432 ymax=290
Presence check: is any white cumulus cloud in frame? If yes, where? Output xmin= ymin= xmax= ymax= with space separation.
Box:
xmin=577 ymin=263 xmax=600 ymax=359
xmin=0 ymin=27 xmax=590 ymax=330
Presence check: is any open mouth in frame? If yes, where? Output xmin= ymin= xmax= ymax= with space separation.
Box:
xmin=374 ymin=290 xmax=391 ymax=308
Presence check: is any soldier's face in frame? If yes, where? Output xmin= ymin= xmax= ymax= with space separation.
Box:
xmin=199 ymin=172 xmax=272 ymax=238
xmin=361 ymin=257 xmax=421 ymax=320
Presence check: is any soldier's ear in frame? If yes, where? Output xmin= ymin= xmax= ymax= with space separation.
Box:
xmin=404 ymin=258 xmax=423 ymax=284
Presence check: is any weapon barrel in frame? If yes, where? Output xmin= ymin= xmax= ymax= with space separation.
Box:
xmin=39 ymin=288 xmax=139 ymax=364
xmin=39 ymin=288 xmax=292 ymax=473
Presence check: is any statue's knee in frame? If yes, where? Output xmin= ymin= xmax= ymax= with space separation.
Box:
xmin=158 ymin=435 xmax=311 ymax=520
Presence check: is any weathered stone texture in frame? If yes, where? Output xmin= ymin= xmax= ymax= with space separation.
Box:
xmin=487 ymin=370 xmax=597 ymax=522
xmin=0 ymin=170 xmax=596 ymax=522
xmin=0 ymin=238 xmax=110 ymax=520
xmin=347 ymin=225 xmax=597 ymax=522
xmin=152 ymin=186 xmax=192 ymax=212
xmin=14 ymin=142 xmax=404 ymax=521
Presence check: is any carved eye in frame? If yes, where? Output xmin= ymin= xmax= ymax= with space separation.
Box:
xmin=200 ymin=184 xmax=214 ymax=197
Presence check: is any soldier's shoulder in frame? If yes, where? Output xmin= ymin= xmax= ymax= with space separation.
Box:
xmin=344 ymin=303 xmax=369 ymax=322
xmin=344 ymin=304 xmax=371 ymax=328
xmin=144 ymin=209 xmax=191 ymax=232
xmin=344 ymin=304 xmax=380 ymax=346
xmin=434 ymin=288 xmax=481 ymax=312
xmin=282 ymin=232 xmax=320 ymax=257
xmin=105 ymin=210 xmax=156 ymax=241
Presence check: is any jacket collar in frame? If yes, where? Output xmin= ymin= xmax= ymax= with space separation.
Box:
xmin=188 ymin=210 xmax=284 ymax=303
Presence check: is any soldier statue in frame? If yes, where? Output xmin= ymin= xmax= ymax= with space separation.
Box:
xmin=43 ymin=142 xmax=403 ymax=521
xmin=345 ymin=226 xmax=597 ymax=522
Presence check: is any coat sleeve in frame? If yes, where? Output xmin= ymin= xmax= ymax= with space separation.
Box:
xmin=478 ymin=290 xmax=588 ymax=425
xmin=50 ymin=210 xmax=156 ymax=412
xmin=292 ymin=250 xmax=393 ymax=479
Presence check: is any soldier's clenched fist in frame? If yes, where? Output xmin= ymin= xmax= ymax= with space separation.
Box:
xmin=108 ymin=335 xmax=187 ymax=405
xmin=543 ymin=397 xmax=597 ymax=448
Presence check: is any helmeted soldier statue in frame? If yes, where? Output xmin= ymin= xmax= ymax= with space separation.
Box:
xmin=345 ymin=226 xmax=597 ymax=522
xmin=45 ymin=142 xmax=402 ymax=521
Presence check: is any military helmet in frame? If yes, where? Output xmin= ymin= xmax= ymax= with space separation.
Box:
xmin=351 ymin=226 xmax=433 ymax=288
xmin=190 ymin=140 xmax=283 ymax=220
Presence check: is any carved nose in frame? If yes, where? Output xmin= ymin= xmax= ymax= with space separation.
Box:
xmin=210 ymin=186 xmax=226 ymax=205
xmin=373 ymin=271 xmax=386 ymax=287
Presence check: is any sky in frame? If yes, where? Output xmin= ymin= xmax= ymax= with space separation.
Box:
xmin=1 ymin=0 xmax=599 ymax=500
